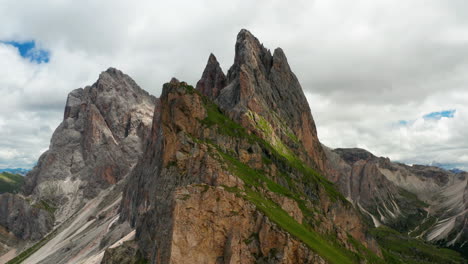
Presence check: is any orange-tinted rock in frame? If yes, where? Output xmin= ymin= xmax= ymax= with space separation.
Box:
xmin=170 ymin=185 xmax=326 ymax=264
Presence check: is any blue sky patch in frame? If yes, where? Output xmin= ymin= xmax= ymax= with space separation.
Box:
xmin=397 ymin=109 xmax=455 ymax=126
xmin=2 ymin=40 xmax=50 ymax=63
xmin=423 ymin=109 xmax=456 ymax=120
xmin=398 ymin=120 xmax=409 ymax=125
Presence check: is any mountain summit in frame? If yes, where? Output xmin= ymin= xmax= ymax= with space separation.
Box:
xmin=0 ymin=30 xmax=465 ymax=264
xmin=196 ymin=53 xmax=226 ymax=99
xmin=23 ymin=68 xmax=156 ymax=220
xmin=201 ymin=29 xmax=327 ymax=173
xmin=120 ymin=29 xmax=380 ymax=264
xmin=0 ymin=68 xmax=156 ymax=263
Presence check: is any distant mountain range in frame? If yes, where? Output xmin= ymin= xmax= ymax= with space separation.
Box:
xmin=0 ymin=168 xmax=30 ymax=176
xmin=429 ymin=162 xmax=466 ymax=173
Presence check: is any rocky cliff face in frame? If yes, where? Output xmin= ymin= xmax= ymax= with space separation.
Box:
xmin=201 ymin=30 xmax=327 ymax=173
xmin=325 ymin=147 xmax=468 ymax=252
xmin=169 ymin=185 xmax=327 ymax=264
xmin=0 ymin=68 xmax=156 ymax=263
xmin=120 ymin=30 xmax=381 ymax=264
xmin=4 ymin=29 xmax=465 ymax=264
xmin=196 ymin=53 xmax=227 ymax=99
xmin=23 ymin=68 xmax=156 ymax=222
xmin=0 ymin=193 xmax=53 ymax=241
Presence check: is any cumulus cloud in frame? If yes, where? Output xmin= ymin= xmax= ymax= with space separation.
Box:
xmin=1 ymin=0 xmax=468 ymax=170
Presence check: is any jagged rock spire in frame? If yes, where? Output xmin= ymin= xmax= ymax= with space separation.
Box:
xmin=227 ymin=29 xmax=273 ymax=81
xmin=196 ymin=53 xmax=226 ymax=100
xmin=213 ymin=29 xmax=327 ymax=172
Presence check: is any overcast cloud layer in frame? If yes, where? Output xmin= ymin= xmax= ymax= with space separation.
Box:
xmin=1 ymin=0 xmax=468 ymax=170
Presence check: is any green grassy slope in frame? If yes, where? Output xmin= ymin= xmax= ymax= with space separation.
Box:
xmin=198 ymin=85 xmax=466 ymax=264
xmin=0 ymin=172 xmax=24 ymax=194
xmin=370 ymin=226 xmax=465 ymax=264
xmin=187 ymin=84 xmax=383 ymax=264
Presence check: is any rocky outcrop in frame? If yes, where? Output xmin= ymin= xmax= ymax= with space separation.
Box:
xmin=325 ymin=148 xmax=403 ymax=212
xmin=122 ymin=75 xmax=379 ymax=263
xmin=196 ymin=53 xmax=227 ymax=100
xmin=101 ymin=240 xmax=144 ymax=264
xmin=325 ymin=147 xmax=468 ymax=250
xmin=1 ymin=28 xmax=465 ymax=264
xmin=170 ymin=185 xmax=326 ymax=264
xmin=121 ymin=80 xmax=218 ymax=262
xmin=199 ymin=29 xmax=327 ymax=173
xmin=0 ymin=68 xmax=156 ymax=263
xmin=22 ymin=68 xmax=156 ymax=222
xmin=0 ymin=193 xmax=53 ymax=241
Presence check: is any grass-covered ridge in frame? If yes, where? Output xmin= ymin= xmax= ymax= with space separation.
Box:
xmin=189 ymin=90 xmax=382 ymax=263
xmin=200 ymin=96 xmax=347 ymax=203
xmin=370 ymin=226 xmax=464 ymax=264
xmin=217 ymin=149 xmax=380 ymax=264
xmin=0 ymin=172 xmax=24 ymax=194
xmin=183 ymin=85 xmax=465 ymax=263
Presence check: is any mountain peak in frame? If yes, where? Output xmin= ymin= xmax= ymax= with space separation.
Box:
xmin=170 ymin=77 xmax=180 ymax=84
xmin=207 ymin=53 xmax=217 ymax=63
xmin=94 ymin=67 xmax=155 ymax=98
xmin=228 ymin=30 xmax=272 ymax=81
xmin=104 ymin=67 xmax=123 ymax=75
xmin=236 ymin=29 xmax=265 ymax=51
xmin=333 ymin=148 xmax=377 ymax=164
xmin=236 ymin=29 xmax=259 ymax=45
xmin=97 ymin=67 xmax=130 ymax=86
xmin=96 ymin=67 xmax=128 ymax=84
xmin=196 ymin=53 xmax=226 ymax=99
xmin=272 ymin=48 xmax=291 ymax=73
xmin=215 ymin=29 xmax=327 ymax=171
xmin=24 ymin=67 xmax=156 ymax=210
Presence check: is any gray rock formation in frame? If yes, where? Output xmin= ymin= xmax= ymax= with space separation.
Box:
xmin=325 ymin=147 xmax=468 ymax=250
xmin=121 ymin=30 xmax=381 ymax=264
xmin=202 ymin=29 xmax=327 ymax=172
xmin=0 ymin=68 xmax=156 ymax=263
xmin=3 ymin=29 xmax=465 ymax=264
xmin=196 ymin=53 xmax=226 ymax=100
xmin=0 ymin=193 xmax=53 ymax=241
xmin=23 ymin=68 xmax=156 ymax=222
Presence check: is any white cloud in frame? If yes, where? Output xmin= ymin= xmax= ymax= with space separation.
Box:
xmin=1 ymin=0 xmax=468 ymax=170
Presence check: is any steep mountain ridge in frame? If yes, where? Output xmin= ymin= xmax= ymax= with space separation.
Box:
xmin=0 ymin=68 xmax=156 ymax=264
xmin=0 ymin=29 xmax=465 ymax=264
xmin=120 ymin=30 xmax=384 ymax=263
xmin=23 ymin=68 xmax=156 ymax=222
xmin=121 ymin=78 xmax=381 ymax=263
xmin=325 ymin=147 xmax=467 ymax=255
xmin=203 ymin=30 xmax=327 ymax=173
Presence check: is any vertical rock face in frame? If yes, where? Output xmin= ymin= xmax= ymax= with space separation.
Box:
xmin=202 ymin=29 xmax=327 ymax=173
xmin=23 ymin=68 xmax=156 ymax=221
xmin=0 ymin=68 xmax=156 ymax=263
xmin=169 ymin=185 xmax=327 ymax=264
xmin=121 ymin=81 xmax=328 ymax=263
xmin=3 ymin=29 xmax=466 ymax=264
xmin=325 ymin=148 xmax=402 ymax=210
xmin=121 ymin=80 xmax=210 ymax=262
xmin=196 ymin=54 xmax=227 ymax=100
xmin=0 ymin=193 xmax=53 ymax=241
xmin=121 ymin=31 xmax=381 ymax=264
xmin=325 ymin=147 xmax=468 ymax=250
